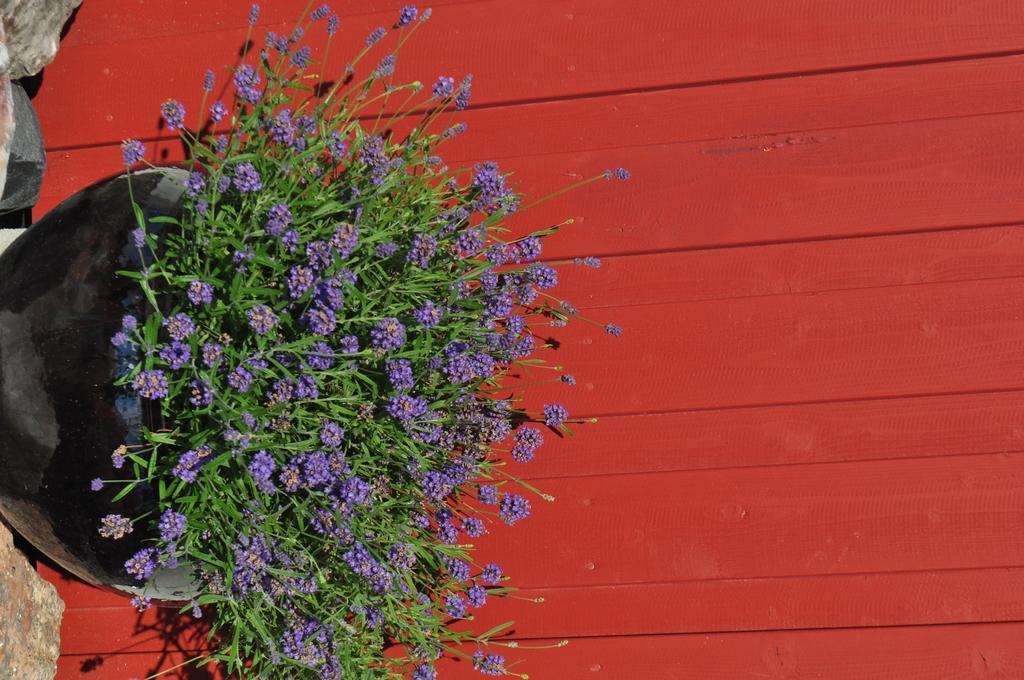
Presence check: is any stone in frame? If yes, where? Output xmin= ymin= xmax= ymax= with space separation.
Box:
xmin=0 ymin=20 xmax=12 ymax=203
xmin=0 ymin=0 xmax=83 ymax=79
xmin=0 ymin=519 xmax=64 ymax=679
xmin=0 ymin=80 xmax=44 ymax=213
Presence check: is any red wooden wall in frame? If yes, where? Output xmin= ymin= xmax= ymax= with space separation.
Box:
xmin=30 ymin=1 xmax=1024 ymax=677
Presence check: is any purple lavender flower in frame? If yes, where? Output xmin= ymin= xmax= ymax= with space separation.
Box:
xmin=388 ymin=543 xmax=416 ymax=570
xmin=614 ymin=167 xmax=631 ymax=180
xmin=338 ymin=335 xmax=359 ymax=354
xmin=407 ymin=233 xmax=437 ymax=268
xmin=444 ymin=594 xmax=467 ymax=619
xmin=386 ymin=394 xmax=428 ymax=423
xmin=90 ymin=478 xmax=103 ymax=492
xmin=375 ymin=242 xmax=398 ymax=258
xmin=481 ymin=562 xmax=503 ymax=585
xmin=132 ymin=370 xmax=168 ymax=399
xmin=110 ymin=331 xmax=129 ymax=347
xmin=162 ymin=313 xmax=196 ymax=340
xmin=121 ymin=139 xmax=146 ymax=165
xmin=371 ymin=317 xmax=406 ymax=351
xmin=473 ymin=651 xmax=505 ymax=676
xmin=121 ymin=314 xmax=138 ymax=331
xmin=319 ymin=420 xmax=345 ymax=449
xmin=185 ymin=378 xmax=213 ymax=408
xmin=281 ymin=229 xmax=299 ymax=252
xmin=468 ymin=584 xmax=488 ymax=608
xmin=374 ymin=54 xmax=396 ymax=79
xmin=331 ymin=223 xmax=360 ymax=258
xmin=287 ymin=265 xmax=314 ymax=299
xmin=605 ymin=323 xmax=623 ymax=336
xmin=160 ymin=100 xmax=186 ymax=130
xmin=159 ymin=341 xmax=191 ymax=369
xmin=366 ymin=26 xmax=386 ymax=45
xmin=209 ymin=100 xmax=228 ymax=123
xmin=232 ymin=162 xmax=262 ymax=192
xmin=131 ymin=227 xmax=146 ymax=248
xmin=561 ymin=373 xmax=577 ymax=385
xmin=158 ymin=508 xmax=186 ymax=541
xmin=248 ymin=3 xmax=260 ymax=24
xmin=302 ymin=306 xmax=337 ymax=335
xmin=228 ymin=366 xmax=254 ymax=393
xmin=264 ymin=203 xmax=293 ymax=236
xmin=414 ymin=301 xmax=443 ymax=329
xmin=386 ymin=358 xmax=414 ymax=391
xmin=131 ymin=595 xmax=152 ymax=612
xmin=187 ymin=279 xmax=214 ymax=305
xmin=463 ymin=516 xmax=486 ymax=537
xmin=214 ymin=135 xmax=229 ymax=154
xmin=306 ymin=240 xmax=333 ymax=270
xmin=327 ymin=14 xmax=339 ymax=36
xmin=432 ymin=75 xmax=454 ymax=99
xmin=442 ymin=122 xmax=467 ymax=138
xmin=395 ymin=5 xmax=418 ymax=27
xmin=269 ymin=108 xmax=295 ymax=144
xmin=295 ymin=374 xmax=318 ymax=399
xmin=311 ymin=4 xmax=329 ymax=20
xmin=543 ymin=403 xmax=569 ymax=427
xmin=266 ymin=378 xmax=296 ymax=406
xmin=479 ymin=484 xmax=499 ymax=505
xmin=455 ymin=73 xmax=473 ymax=110
xmin=436 ymin=519 xmax=458 ymax=544
xmin=499 ymin=493 xmax=531 ymax=525
xmin=248 ymin=450 xmax=276 ymax=494
xmin=517 ymin=236 xmax=542 ymax=261
xmin=195 ymin=198 xmax=209 ymax=215
xmin=472 ymin=160 xmax=518 ymax=214
xmin=202 ymin=69 xmax=215 ymax=92
xmin=511 ymin=426 xmax=544 ymax=463
xmin=233 ymin=64 xmax=263 ymax=104
xmin=446 ymin=558 xmax=471 ymax=582
xmin=125 ymin=548 xmax=157 ymax=581
xmin=291 ymin=46 xmax=312 ymax=69
xmin=98 ymin=514 xmax=133 ymax=539
xmin=247 ymin=304 xmax=277 ymax=335
xmin=412 ymin=665 xmax=436 ymax=680
xmin=202 ymin=342 xmax=223 ymax=368
xmin=307 ymin=341 xmax=335 ymax=370
xmin=172 ymin=445 xmax=211 ymax=483
xmin=527 ymin=263 xmax=558 ymax=289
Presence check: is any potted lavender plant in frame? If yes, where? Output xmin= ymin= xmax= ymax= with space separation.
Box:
xmin=0 ymin=4 xmax=627 ymax=677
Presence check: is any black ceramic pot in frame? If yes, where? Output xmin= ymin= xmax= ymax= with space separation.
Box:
xmin=0 ymin=169 xmax=197 ymax=600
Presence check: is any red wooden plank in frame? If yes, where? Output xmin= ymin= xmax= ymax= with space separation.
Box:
xmin=510 ymin=276 xmax=1024 ymax=416
xmin=38 ymin=1 xmax=1024 ymax=149
xmin=54 ymin=623 xmax=1024 ymax=680
xmin=469 ymin=452 xmax=1024 ymax=589
xmin=56 ymin=649 xmax=227 ymax=679
xmin=557 ymin=226 xmax=1024 ymax=309
xmin=432 ymin=624 xmax=1024 ymax=680
xmin=37 ymin=48 xmax=1024 ymax=154
xmin=56 ymin=566 xmax=1024 ymax=654
xmin=37 ymin=110 xmax=1024 ymax=258
xmin=58 ymin=0 xmax=483 ymax=49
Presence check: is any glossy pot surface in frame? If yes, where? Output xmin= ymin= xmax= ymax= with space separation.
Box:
xmin=0 ymin=169 xmax=196 ymax=599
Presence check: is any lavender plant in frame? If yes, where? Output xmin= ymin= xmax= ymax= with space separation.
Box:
xmin=104 ymin=4 xmax=626 ymax=678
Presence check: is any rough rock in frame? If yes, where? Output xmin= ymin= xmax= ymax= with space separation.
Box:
xmin=0 ymin=520 xmax=64 ymax=680
xmin=0 ymin=20 xmax=12 ymax=201
xmin=1 ymin=0 xmax=83 ymax=79
xmin=0 ymin=80 xmax=43 ymax=212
